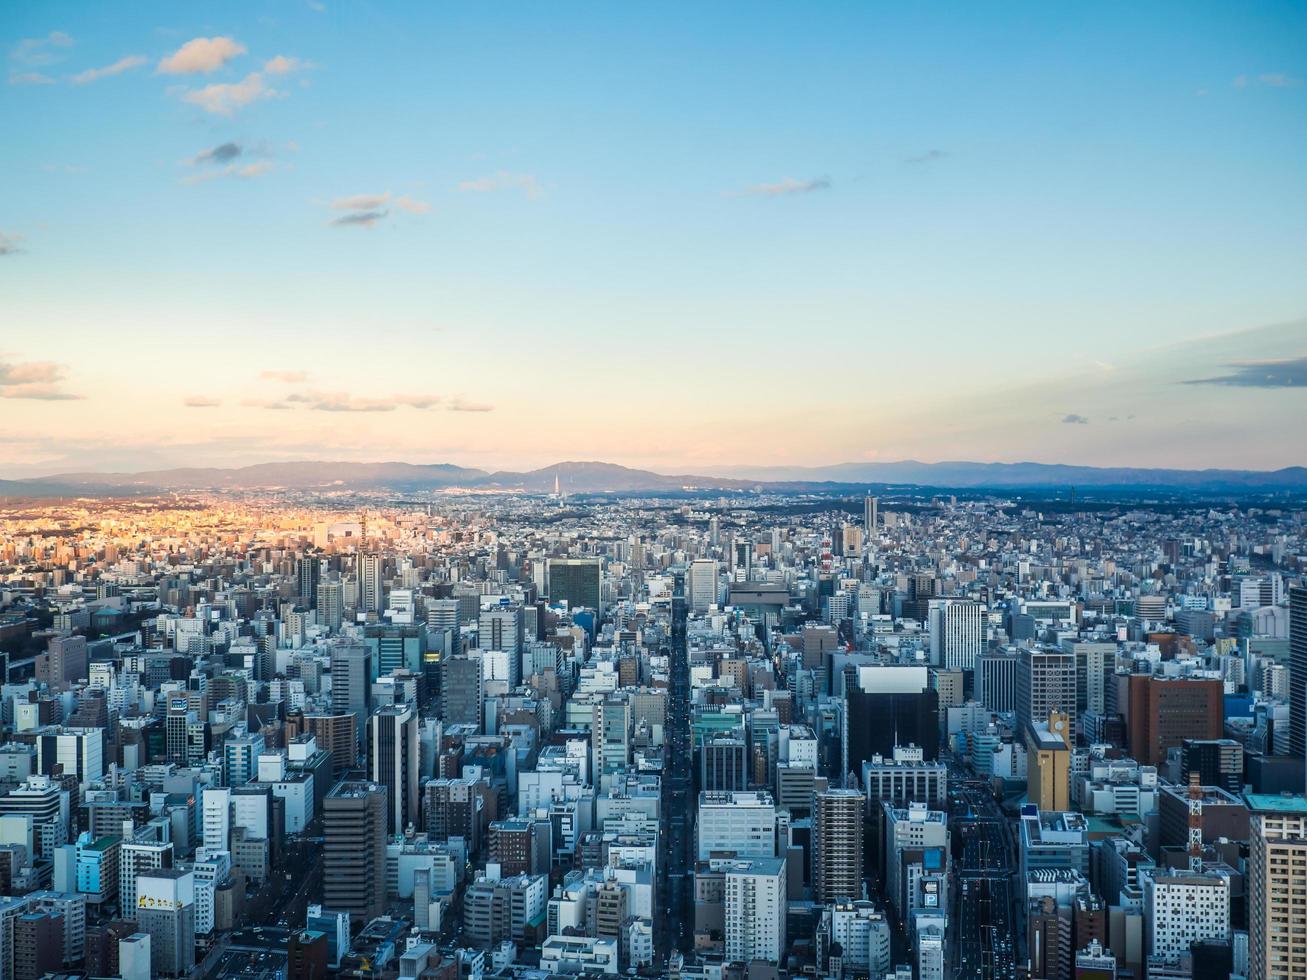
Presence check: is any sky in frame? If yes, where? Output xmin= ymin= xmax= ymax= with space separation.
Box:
xmin=2 ymin=1 xmax=1306 ymax=477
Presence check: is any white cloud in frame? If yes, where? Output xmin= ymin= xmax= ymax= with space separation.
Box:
xmin=11 ymin=31 xmax=74 ymax=68
xmin=457 ymin=171 xmax=541 ymax=198
xmin=0 ymin=232 xmax=25 ymax=256
xmin=182 ymin=72 xmax=277 ymax=115
xmin=0 ymin=384 xmax=83 ymax=401
xmin=329 ymin=193 xmax=430 ymax=226
xmin=1235 ymin=72 xmax=1303 ymax=89
xmin=260 ymin=370 xmax=310 ymax=382
xmin=8 ymin=71 xmax=55 ymax=86
xmin=744 ymin=176 xmax=831 ymax=197
xmin=333 ymin=193 xmax=391 ymax=211
xmin=184 ymin=396 xmax=222 ymax=408
xmin=394 ymin=196 xmax=431 ymax=214
xmin=0 ymin=359 xmax=80 ymax=400
xmin=70 ymin=55 xmax=147 ymax=85
xmin=263 ymin=54 xmax=306 ymax=75
xmin=159 ymin=36 xmax=246 ymax=75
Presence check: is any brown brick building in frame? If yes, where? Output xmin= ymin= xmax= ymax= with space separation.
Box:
xmin=1124 ymin=676 xmax=1223 ymax=767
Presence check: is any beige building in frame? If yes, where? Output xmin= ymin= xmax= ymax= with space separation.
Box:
xmin=1249 ymin=795 xmax=1307 ymax=980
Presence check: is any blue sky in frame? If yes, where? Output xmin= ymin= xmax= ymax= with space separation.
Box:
xmin=2 ymin=1 xmax=1306 ymax=474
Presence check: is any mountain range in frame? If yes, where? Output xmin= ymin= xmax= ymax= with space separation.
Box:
xmin=2 ymin=459 xmax=1306 ymax=497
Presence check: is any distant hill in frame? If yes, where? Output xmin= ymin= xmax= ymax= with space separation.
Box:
xmin=709 ymin=460 xmax=1307 ymax=491
xmin=5 ymin=457 xmax=1305 ymax=496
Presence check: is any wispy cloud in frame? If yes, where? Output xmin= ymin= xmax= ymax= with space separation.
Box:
xmin=260 ymin=370 xmax=310 ymax=382
xmin=1061 ymin=413 xmax=1090 ymax=425
xmin=158 ymin=36 xmax=245 ymax=75
xmin=447 ymin=397 xmax=494 ymax=413
xmin=8 ymin=32 xmax=72 ymax=85
xmin=70 ymin=54 xmax=147 ymax=85
xmin=307 ymin=392 xmax=398 ymax=413
xmin=9 ymin=72 xmax=55 ymax=86
xmin=744 ymin=176 xmax=831 ymax=197
xmin=457 ymin=171 xmax=541 ymax=198
xmin=1183 ymin=356 xmax=1307 ymax=388
xmin=183 ymin=142 xmax=276 ymax=183
xmin=0 ymin=359 xmax=80 ymax=400
xmin=905 ymin=149 xmax=949 ymax=165
xmin=331 ymin=209 xmax=389 ymax=227
xmin=0 ymin=232 xmax=24 ymax=256
xmin=251 ymin=389 xmax=485 ymax=413
xmin=193 ymin=141 xmax=243 ymax=165
xmin=0 ymin=385 xmax=83 ymax=401
xmin=329 ymin=192 xmax=430 ymax=228
xmin=10 ymin=31 xmax=73 ymax=67
xmin=184 ymin=396 xmax=221 ymax=408
xmin=181 ymin=72 xmax=278 ymax=116
xmin=1234 ymin=72 xmax=1303 ymax=89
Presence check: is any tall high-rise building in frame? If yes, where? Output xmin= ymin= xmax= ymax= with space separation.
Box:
xmin=36 ymin=635 xmax=88 ymax=691
xmin=1248 ymin=794 xmax=1307 ymax=980
xmin=701 ymin=734 xmax=749 ymax=792
xmin=365 ymin=624 xmax=425 ymax=680
xmin=1017 ymin=648 xmax=1078 ymax=736
xmin=316 ymin=580 xmax=343 ymax=631
xmin=296 ymin=557 xmax=321 ymax=609
xmin=723 ymin=857 xmax=787 ymax=964
xmin=688 ymin=559 xmax=718 ymax=613
xmin=359 ymin=554 xmax=384 ymax=614
xmin=547 ymin=558 xmax=602 ymax=611
xmin=135 ymin=869 xmax=195 ymax=977
xmin=330 ymin=643 xmax=372 ymax=745
xmin=976 ymin=651 xmax=1019 ymax=713
xmin=814 ymin=789 xmax=864 ymax=904
xmin=1181 ymin=739 xmax=1245 ymax=795
xmin=864 ymin=495 xmax=878 ymax=531
xmin=367 ymin=704 xmax=419 ymax=836
xmin=323 ymin=782 xmax=387 ymax=921
xmin=697 ymin=791 xmax=777 ymax=861
xmin=1124 ymin=676 xmax=1224 ymax=768
xmin=201 ymin=788 xmax=230 ymax=853
xmin=427 ymin=598 xmax=459 ymax=632
xmin=1143 ymin=868 xmax=1230 ymax=965
xmin=440 ymin=655 xmax=484 ymax=731
xmin=1291 ymin=586 xmax=1307 ymax=760
xmin=928 ymin=599 xmax=988 ymax=671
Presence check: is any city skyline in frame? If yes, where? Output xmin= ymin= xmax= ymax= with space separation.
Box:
xmin=4 ymin=1 xmax=1307 ymax=474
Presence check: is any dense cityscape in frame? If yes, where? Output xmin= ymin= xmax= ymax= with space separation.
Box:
xmin=5 ymin=3 xmax=1307 ymax=979
xmin=0 ymin=478 xmax=1303 ymax=980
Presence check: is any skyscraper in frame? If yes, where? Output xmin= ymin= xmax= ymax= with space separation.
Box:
xmin=864 ymin=495 xmax=878 ymax=531
xmin=547 ymin=558 xmax=602 ymax=610
xmin=135 ymin=868 xmax=195 ymax=977
xmin=316 ymin=580 xmax=343 ymax=632
xmin=367 ymin=704 xmax=419 ymax=836
xmin=814 ymin=789 xmax=864 ymax=904
xmin=1248 ymin=794 xmax=1307 ymax=980
xmin=928 ymin=599 xmax=988 ymax=671
xmin=440 ymin=654 xmax=484 ymax=731
xmin=359 ymin=553 xmax=384 ymax=614
xmin=1291 ymin=586 xmax=1307 ymax=760
xmin=688 ymin=559 xmax=718 ymax=613
xmin=323 ymin=782 xmax=387 ymax=921
xmin=329 ymin=643 xmax=372 ymax=745
xmin=723 ymin=857 xmax=787 ymax=964
xmin=1017 ymin=647 xmax=1078 ymax=736
xmin=296 ymin=556 xmax=321 ymax=609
